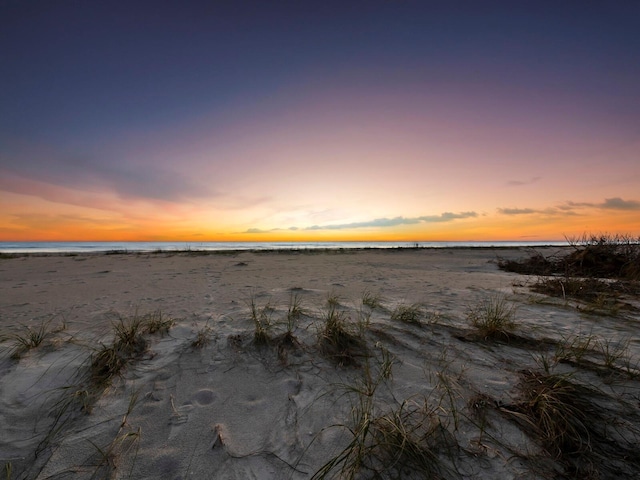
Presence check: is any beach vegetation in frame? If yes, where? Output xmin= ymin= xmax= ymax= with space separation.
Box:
xmin=191 ymin=325 xmax=213 ymax=349
xmin=142 ymin=310 xmax=175 ymax=335
xmin=326 ymin=290 xmax=342 ymax=308
xmin=554 ymin=334 xmax=596 ymax=365
xmin=361 ymin=289 xmax=383 ymax=309
xmin=5 ymin=318 xmax=53 ymax=359
xmin=597 ymin=337 xmax=630 ymax=369
xmin=275 ymin=293 xmax=305 ymax=364
xmin=467 ymin=295 xmax=516 ymax=340
xmin=88 ymin=391 xmax=141 ymax=479
xmin=248 ymin=295 xmax=273 ymax=345
xmin=312 ymin=347 xmax=455 ymax=479
xmin=390 ymin=303 xmax=423 ymax=325
xmin=500 ymin=370 xmax=605 ymax=477
xmin=286 ymin=292 xmax=305 ymax=332
xmin=500 ymin=234 xmax=640 ymax=281
xmin=319 ymin=300 xmax=367 ymax=367
xmin=89 ymin=312 xmax=172 ymax=393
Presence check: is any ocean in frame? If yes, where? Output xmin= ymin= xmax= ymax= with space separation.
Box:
xmin=0 ymin=241 xmax=569 ymax=254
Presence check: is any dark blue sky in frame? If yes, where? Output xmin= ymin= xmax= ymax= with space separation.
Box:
xmin=4 ymin=1 xmax=638 ymax=141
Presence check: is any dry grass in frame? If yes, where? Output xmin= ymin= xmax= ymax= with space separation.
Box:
xmin=467 ymin=295 xmax=516 ymax=340
xmin=500 ymin=234 xmax=640 ymax=281
xmin=361 ymin=289 xmax=383 ymax=310
xmin=90 ymin=312 xmax=174 ymax=393
xmin=4 ymin=318 xmax=55 ymax=359
xmin=514 ymin=371 xmax=592 ymax=458
xmin=312 ymin=348 xmax=457 ymax=479
xmin=87 ymin=392 xmax=141 ymax=479
xmin=248 ymin=295 xmax=273 ymax=346
xmin=191 ymin=325 xmax=213 ymax=349
xmin=318 ymin=301 xmax=367 ymax=367
xmin=390 ymin=303 xmax=423 ymax=326
xmin=499 ymin=368 xmax=640 ymax=478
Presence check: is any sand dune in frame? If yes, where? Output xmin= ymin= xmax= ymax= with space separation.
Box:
xmin=1 ymin=248 xmax=639 ymax=479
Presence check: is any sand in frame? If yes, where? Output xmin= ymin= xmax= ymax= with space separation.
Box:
xmin=1 ymin=248 xmax=639 ymax=479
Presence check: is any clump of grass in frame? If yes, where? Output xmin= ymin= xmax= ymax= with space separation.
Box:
xmin=597 ymin=337 xmax=630 ymax=369
xmin=319 ymin=301 xmax=367 ymax=367
xmin=276 ymin=293 xmax=305 ymax=364
xmin=500 ymin=369 xmax=640 ymax=477
xmin=361 ymin=289 xmax=383 ymax=309
xmin=89 ymin=317 xmax=149 ymax=392
xmin=554 ymin=334 xmax=596 ymax=365
xmin=467 ymin=295 xmax=516 ymax=340
xmin=326 ymin=290 xmax=342 ymax=308
xmin=6 ymin=318 xmax=53 ymax=359
xmin=504 ymin=371 xmax=596 ymax=470
xmin=313 ymin=348 xmax=455 ymax=480
xmin=142 ymin=310 xmax=174 ymax=335
xmin=390 ymin=303 xmax=423 ymax=325
xmin=286 ymin=292 xmax=305 ymax=332
xmin=191 ymin=325 xmax=213 ymax=349
xmin=248 ymin=295 xmax=273 ymax=346
xmin=367 ymin=400 xmax=454 ymax=478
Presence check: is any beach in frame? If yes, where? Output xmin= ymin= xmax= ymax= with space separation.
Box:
xmin=1 ymin=248 xmax=639 ymax=479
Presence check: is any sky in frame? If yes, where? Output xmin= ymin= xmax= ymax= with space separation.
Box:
xmin=1 ymin=0 xmax=639 ymax=242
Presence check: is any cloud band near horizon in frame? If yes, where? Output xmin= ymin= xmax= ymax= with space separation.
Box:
xmin=243 ymin=211 xmax=478 ymax=234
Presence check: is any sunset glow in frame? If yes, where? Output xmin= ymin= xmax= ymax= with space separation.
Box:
xmin=1 ymin=2 xmax=639 ymax=242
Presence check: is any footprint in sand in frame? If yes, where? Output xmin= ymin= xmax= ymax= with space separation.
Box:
xmin=193 ymin=388 xmax=217 ymax=406
xmin=168 ymin=389 xmax=218 ymax=439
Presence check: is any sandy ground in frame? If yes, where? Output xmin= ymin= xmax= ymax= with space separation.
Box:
xmin=1 ymin=248 xmax=639 ymax=479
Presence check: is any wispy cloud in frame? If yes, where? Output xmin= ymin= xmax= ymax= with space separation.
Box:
xmin=243 ymin=211 xmax=478 ymax=233
xmin=0 ymin=145 xmax=217 ymax=205
xmin=506 ymin=176 xmax=541 ymax=187
xmin=600 ymin=197 xmax=640 ymax=210
xmin=305 ymin=212 xmax=478 ymax=230
xmin=497 ymin=208 xmax=538 ymax=215
xmin=498 ymin=197 xmax=640 ymax=217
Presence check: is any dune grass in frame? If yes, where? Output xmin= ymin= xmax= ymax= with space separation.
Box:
xmin=248 ymin=295 xmax=273 ymax=346
xmin=90 ymin=317 xmax=148 ymax=392
xmin=312 ymin=347 xmax=458 ymax=479
xmin=466 ymin=295 xmax=516 ymax=340
xmin=361 ymin=289 xmax=383 ymax=310
xmin=87 ymin=392 xmax=141 ymax=480
xmin=89 ymin=311 xmax=176 ymax=394
xmin=4 ymin=318 xmax=54 ymax=360
xmin=318 ymin=299 xmax=367 ymax=367
xmin=191 ymin=324 xmax=213 ymax=349
xmin=390 ymin=303 xmax=423 ymax=325
xmin=275 ymin=293 xmax=305 ymax=364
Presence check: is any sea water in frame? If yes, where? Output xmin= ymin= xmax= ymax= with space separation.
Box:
xmin=0 ymin=241 xmax=569 ymax=254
